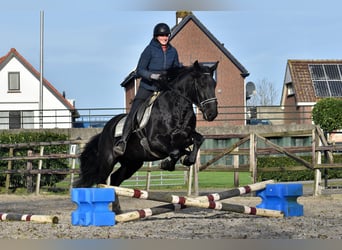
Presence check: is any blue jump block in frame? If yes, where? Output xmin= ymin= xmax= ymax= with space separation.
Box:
xmin=71 ymin=188 xmax=115 ymax=226
xmin=256 ymin=183 xmax=304 ymax=217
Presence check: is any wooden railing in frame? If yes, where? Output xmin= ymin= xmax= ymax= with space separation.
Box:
xmin=1 ymin=126 xmax=342 ymax=195
xmin=0 ymin=140 xmax=86 ymax=194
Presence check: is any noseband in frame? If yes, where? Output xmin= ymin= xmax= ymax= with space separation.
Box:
xmin=199 ymin=97 xmax=217 ymax=109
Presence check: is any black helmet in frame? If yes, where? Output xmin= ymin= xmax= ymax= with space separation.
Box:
xmin=153 ymin=23 xmax=171 ymax=37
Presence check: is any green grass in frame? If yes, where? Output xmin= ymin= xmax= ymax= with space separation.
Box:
xmin=198 ymin=171 xmax=252 ymax=188
xmin=0 ymin=171 xmax=254 ymax=194
xmin=120 ymin=170 xmax=253 ymax=190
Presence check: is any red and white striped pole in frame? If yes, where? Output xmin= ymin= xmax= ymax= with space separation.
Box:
xmin=115 ymin=203 xmax=185 ymax=223
xmin=0 ymin=213 xmax=58 ymax=224
xmin=99 ymin=180 xmax=283 ymax=220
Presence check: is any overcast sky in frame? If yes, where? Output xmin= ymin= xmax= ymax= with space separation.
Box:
xmin=1 ymin=0 xmax=341 ymax=108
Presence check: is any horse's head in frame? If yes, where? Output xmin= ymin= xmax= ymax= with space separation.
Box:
xmin=190 ymin=60 xmax=218 ymax=121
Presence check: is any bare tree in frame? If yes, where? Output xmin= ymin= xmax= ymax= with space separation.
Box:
xmin=247 ymin=78 xmax=279 ymax=106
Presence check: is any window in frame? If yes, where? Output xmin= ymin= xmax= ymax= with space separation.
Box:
xmin=309 ymin=64 xmax=342 ymax=97
xmin=287 ymin=83 xmax=295 ymax=96
xmin=9 ymin=111 xmax=21 ymax=129
xmin=0 ymin=111 xmax=34 ymax=129
xmin=0 ymin=111 xmax=8 ymax=129
xmin=22 ymin=111 xmax=34 ymax=129
xmin=8 ymin=72 xmax=20 ymax=91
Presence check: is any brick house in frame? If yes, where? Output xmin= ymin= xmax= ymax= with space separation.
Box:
xmin=121 ymin=12 xmax=249 ymax=126
xmin=280 ymin=59 xmax=342 ymax=125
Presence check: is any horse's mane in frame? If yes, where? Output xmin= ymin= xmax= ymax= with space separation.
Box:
xmin=164 ymin=65 xmax=194 ymax=83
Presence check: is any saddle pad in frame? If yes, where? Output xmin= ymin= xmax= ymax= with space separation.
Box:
xmin=139 ymin=103 xmax=153 ymax=129
xmin=114 ymin=116 xmax=127 ymax=137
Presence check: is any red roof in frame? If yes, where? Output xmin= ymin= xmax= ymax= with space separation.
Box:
xmin=0 ymin=48 xmax=76 ymax=112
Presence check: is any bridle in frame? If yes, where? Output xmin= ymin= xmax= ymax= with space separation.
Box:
xmin=194 ymin=72 xmax=217 ymax=112
xmin=163 ymin=70 xmax=217 ymax=113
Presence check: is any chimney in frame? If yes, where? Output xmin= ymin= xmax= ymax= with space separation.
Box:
xmin=176 ymin=10 xmax=192 ymax=25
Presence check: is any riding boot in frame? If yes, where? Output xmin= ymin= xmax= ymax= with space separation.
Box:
xmin=114 ymin=117 xmax=133 ymax=155
xmin=114 ymin=130 xmax=130 ymax=155
xmin=114 ymin=88 xmax=152 ymax=155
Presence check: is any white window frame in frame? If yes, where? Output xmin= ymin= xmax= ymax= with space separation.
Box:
xmin=8 ymin=72 xmax=20 ymax=92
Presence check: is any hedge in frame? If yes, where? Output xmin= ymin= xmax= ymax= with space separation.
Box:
xmin=0 ymin=131 xmax=70 ymax=191
xmin=257 ymin=155 xmax=342 ymax=182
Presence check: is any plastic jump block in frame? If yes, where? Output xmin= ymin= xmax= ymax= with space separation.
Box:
xmin=71 ymin=188 xmax=115 ymax=226
xmin=256 ymin=183 xmax=304 ymax=217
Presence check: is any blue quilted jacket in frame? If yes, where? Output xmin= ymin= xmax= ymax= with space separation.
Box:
xmin=136 ymin=38 xmax=180 ymax=91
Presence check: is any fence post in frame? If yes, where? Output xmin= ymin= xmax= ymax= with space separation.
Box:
xmin=5 ymin=147 xmax=14 ymax=193
xmin=35 ymin=146 xmax=44 ymax=195
xmin=187 ymin=165 xmax=193 ymax=196
xmin=193 ymin=149 xmax=200 ymax=196
xmin=314 ymin=127 xmax=322 ymax=196
xmin=233 ymin=147 xmax=239 ymax=187
xmin=69 ymin=144 xmax=77 ymax=190
xmin=145 ymin=162 xmax=152 ymax=191
xmin=250 ymin=133 xmax=257 ymax=183
xmin=26 ymin=150 xmax=34 ymax=193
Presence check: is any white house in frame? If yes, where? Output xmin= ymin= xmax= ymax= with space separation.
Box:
xmin=0 ymin=48 xmax=78 ymax=129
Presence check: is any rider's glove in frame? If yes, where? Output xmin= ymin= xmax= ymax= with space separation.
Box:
xmin=150 ymin=73 xmax=161 ymax=80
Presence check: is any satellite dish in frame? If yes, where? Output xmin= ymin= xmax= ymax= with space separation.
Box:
xmin=246 ymin=81 xmax=256 ymax=97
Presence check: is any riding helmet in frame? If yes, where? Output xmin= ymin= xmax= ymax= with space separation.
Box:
xmin=153 ymin=23 xmax=171 ymax=37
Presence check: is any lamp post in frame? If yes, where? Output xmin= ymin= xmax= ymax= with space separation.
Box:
xmin=39 ymin=11 xmax=44 ymax=128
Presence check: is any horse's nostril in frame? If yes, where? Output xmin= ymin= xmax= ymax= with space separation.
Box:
xmin=210 ymin=111 xmax=218 ymax=120
xmin=203 ymin=110 xmax=218 ymax=121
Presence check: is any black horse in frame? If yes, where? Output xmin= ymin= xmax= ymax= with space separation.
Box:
xmin=74 ymin=61 xmax=218 ymax=211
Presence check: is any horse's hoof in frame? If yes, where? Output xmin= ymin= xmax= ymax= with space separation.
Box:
xmin=112 ymin=199 xmax=123 ymax=214
xmin=112 ymin=207 xmax=123 ymax=215
xmin=112 ymin=205 xmax=123 ymax=214
xmin=160 ymin=160 xmax=175 ymax=171
xmin=181 ymin=156 xmax=194 ymax=166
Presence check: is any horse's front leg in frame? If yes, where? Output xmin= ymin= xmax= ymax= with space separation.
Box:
xmin=181 ymin=131 xmax=204 ymax=166
xmin=160 ymin=149 xmax=181 ymax=171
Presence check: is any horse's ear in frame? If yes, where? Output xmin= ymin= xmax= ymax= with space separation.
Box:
xmin=194 ymin=60 xmax=201 ymax=70
xmin=210 ymin=61 xmax=219 ymax=72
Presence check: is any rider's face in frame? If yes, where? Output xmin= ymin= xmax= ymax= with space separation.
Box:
xmin=157 ymin=35 xmax=169 ymax=45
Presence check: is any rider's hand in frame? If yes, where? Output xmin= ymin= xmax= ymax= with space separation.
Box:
xmin=150 ymin=73 xmax=161 ymax=80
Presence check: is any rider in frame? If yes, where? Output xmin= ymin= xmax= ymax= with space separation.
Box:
xmin=114 ymin=23 xmax=181 ymax=155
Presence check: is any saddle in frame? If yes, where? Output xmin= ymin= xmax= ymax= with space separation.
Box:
xmin=114 ymin=91 xmax=160 ymax=137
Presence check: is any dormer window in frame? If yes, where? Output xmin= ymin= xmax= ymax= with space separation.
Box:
xmin=8 ymin=72 xmax=20 ymax=92
xmin=287 ymin=82 xmax=295 ymax=96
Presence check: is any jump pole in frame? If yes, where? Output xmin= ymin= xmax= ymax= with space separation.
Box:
xmin=0 ymin=213 xmax=59 ymax=224
xmin=99 ymin=180 xmax=283 ymax=219
xmin=114 ymin=180 xmax=274 ymax=222
xmin=114 ymin=180 xmax=275 ymax=223
xmin=115 ymin=203 xmax=186 ymax=223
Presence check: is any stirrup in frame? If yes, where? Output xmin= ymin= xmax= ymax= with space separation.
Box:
xmin=114 ymin=141 xmax=125 ymax=155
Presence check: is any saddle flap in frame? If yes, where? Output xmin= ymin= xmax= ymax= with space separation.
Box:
xmin=114 ymin=116 xmax=126 ymax=137
xmin=136 ymin=91 xmax=160 ymax=129
xmin=114 ymin=92 xmax=160 ymax=137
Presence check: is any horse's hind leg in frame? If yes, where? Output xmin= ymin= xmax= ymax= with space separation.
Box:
xmin=109 ymin=159 xmax=144 ymax=214
xmin=182 ymin=131 xmax=204 ymax=166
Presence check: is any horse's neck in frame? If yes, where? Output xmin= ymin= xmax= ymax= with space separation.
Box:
xmin=170 ymin=77 xmax=194 ymax=103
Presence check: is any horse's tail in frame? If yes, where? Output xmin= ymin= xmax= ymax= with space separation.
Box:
xmin=73 ymin=113 xmax=126 ymax=188
xmin=73 ymin=133 xmax=102 ymax=187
